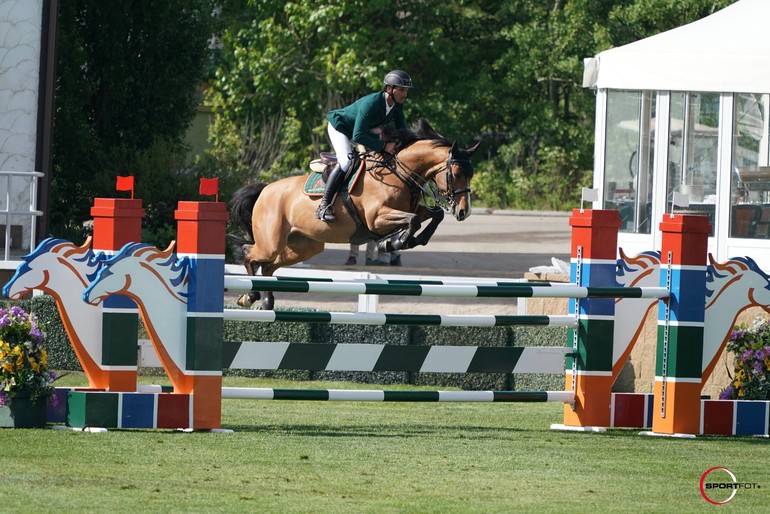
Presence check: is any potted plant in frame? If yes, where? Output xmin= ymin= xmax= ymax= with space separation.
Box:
xmin=0 ymin=306 xmax=57 ymax=427
xmin=720 ymin=317 xmax=770 ymax=400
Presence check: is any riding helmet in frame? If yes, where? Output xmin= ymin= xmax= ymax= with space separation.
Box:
xmin=383 ymin=70 xmax=414 ymax=89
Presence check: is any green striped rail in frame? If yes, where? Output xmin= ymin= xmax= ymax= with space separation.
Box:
xmin=224 ymin=276 xmax=669 ymax=299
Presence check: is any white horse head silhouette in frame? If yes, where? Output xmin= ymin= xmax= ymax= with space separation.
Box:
xmin=612 ymin=249 xmax=662 ymax=380
xmin=3 ymin=237 xmax=101 ymax=300
xmin=84 ymin=241 xmax=192 ymax=390
xmin=0 ymin=237 xmax=129 ymax=388
xmin=703 ymin=254 xmax=770 ymax=380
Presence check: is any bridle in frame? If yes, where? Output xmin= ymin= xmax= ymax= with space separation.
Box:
xmin=367 ymin=146 xmax=473 ymax=213
xmin=444 ymin=152 xmax=473 ymax=206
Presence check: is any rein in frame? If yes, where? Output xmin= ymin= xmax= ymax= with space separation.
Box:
xmin=365 ymin=148 xmax=473 ymax=213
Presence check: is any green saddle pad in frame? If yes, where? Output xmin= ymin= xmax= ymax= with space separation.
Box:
xmin=304 ymin=171 xmax=327 ymax=195
xmin=303 ymin=165 xmax=364 ymax=197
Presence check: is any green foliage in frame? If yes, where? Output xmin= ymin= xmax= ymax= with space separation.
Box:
xmin=49 ymin=0 xmax=740 ymax=230
xmin=52 ymin=0 xmax=212 ymax=235
xmin=607 ymin=0 xmax=735 ymax=45
xmin=473 ymin=144 xmax=592 ymax=211
xmin=9 ymin=296 xmax=79 ymax=371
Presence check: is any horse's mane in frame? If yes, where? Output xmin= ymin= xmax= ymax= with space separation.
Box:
xmin=706 ymin=255 xmax=770 ymax=298
xmin=384 ymin=118 xmax=451 ymax=152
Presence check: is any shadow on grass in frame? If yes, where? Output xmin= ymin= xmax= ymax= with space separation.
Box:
xmin=223 ymin=422 xmax=531 ymax=439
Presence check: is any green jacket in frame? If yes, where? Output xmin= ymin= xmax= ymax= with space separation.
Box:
xmin=326 ymin=92 xmax=406 ymax=152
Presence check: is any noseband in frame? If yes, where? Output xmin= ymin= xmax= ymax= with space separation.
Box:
xmin=442 ymin=152 xmax=473 ymax=211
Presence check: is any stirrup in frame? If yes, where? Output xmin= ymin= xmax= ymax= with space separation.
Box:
xmin=316 ymin=201 xmax=336 ymax=222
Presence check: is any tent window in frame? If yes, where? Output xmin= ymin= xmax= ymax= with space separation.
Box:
xmin=667 ymin=92 xmax=719 ymax=235
xmin=731 ymin=93 xmax=770 ymax=239
xmin=603 ymin=90 xmax=655 ymax=233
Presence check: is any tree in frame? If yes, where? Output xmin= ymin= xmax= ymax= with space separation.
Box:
xmin=205 ymin=0 xmax=503 ymax=183
xmin=52 ymin=0 xmax=213 ymax=242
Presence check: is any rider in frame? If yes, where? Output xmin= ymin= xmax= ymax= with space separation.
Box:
xmin=316 ymin=70 xmax=413 ymax=222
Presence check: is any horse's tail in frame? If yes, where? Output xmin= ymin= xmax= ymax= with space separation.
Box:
xmin=230 ymin=182 xmax=268 ymax=242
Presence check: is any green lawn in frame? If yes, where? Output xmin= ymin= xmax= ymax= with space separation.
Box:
xmin=1 ymin=373 xmax=767 ymax=513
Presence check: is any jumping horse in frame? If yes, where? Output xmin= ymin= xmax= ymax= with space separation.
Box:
xmin=230 ymin=118 xmax=480 ymax=310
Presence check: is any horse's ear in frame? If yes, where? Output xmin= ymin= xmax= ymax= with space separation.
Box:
xmin=450 ymin=141 xmax=458 ymax=154
xmin=80 ymin=235 xmax=93 ymax=250
xmin=161 ymin=240 xmax=177 ymax=257
xmin=466 ymin=141 xmax=481 ymax=155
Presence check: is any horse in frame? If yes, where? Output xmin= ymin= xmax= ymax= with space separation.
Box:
xmin=230 ymin=118 xmax=480 ymax=310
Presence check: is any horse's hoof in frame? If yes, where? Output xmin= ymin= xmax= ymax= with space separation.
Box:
xmin=236 ymin=294 xmax=253 ymax=308
xmin=259 ymin=297 xmax=275 ymax=311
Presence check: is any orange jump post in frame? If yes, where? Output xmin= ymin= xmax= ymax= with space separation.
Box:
xmin=647 ymin=214 xmax=710 ymax=436
xmin=560 ymin=209 xmax=621 ymax=430
xmin=174 ymin=201 xmax=229 ymax=430
xmin=89 ymin=198 xmax=145 ymax=391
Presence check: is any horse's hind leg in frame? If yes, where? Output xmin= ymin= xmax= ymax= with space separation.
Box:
xmin=237 ymin=243 xmax=264 ymax=308
xmin=255 ymin=237 xmax=325 ymax=310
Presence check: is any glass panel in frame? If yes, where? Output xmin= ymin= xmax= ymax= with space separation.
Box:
xmin=667 ymin=92 xmax=720 ymax=235
xmin=603 ymin=90 xmax=655 ymax=233
xmin=731 ymin=93 xmax=770 ymax=239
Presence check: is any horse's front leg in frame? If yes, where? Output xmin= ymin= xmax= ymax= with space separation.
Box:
xmin=373 ymin=210 xmax=420 ymax=253
xmin=410 ymin=206 xmax=444 ymax=247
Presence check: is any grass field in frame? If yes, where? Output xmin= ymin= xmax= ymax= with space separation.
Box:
xmin=1 ymin=373 xmax=768 ymax=513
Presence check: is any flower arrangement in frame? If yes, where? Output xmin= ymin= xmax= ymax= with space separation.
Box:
xmin=0 ymin=306 xmax=57 ymax=408
xmin=720 ymin=317 xmax=770 ymax=400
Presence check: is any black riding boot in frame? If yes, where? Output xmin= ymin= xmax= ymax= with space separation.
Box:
xmin=316 ymin=163 xmax=345 ymax=222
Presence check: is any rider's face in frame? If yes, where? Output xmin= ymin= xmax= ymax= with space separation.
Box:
xmin=390 ymin=86 xmax=409 ymax=104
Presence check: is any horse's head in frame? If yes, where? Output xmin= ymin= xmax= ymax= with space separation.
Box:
xmin=3 ymin=237 xmax=97 ymax=300
xmin=616 ymin=249 xmax=661 ymax=288
xmin=706 ymin=254 xmax=770 ymax=311
xmin=83 ymin=241 xmax=188 ymax=306
xmin=437 ymin=140 xmax=480 ymax=221
xmin=391 ymin=119 xmax=480 ymax=221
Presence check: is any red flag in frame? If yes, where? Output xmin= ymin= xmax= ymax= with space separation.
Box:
xmin=199 ymin=177 xmax=219 ymax=201
xmin=116 ymin=175 xmax=135 ymax=199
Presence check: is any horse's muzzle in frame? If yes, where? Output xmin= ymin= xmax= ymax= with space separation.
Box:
xmin=453 ymin=195 xmax=471 ymax=221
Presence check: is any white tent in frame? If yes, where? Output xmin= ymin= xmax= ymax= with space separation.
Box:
xmin=583 ymin=0 xmax=770 ymax=93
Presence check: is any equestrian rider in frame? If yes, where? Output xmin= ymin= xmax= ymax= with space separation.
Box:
xmin=316 ymin=70 xmax=413 ymax=222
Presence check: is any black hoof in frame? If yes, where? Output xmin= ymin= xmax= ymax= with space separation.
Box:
xmin=259 ymin=296 xmax=275 ymax=311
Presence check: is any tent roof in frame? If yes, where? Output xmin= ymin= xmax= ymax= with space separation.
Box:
xmin=583 ymin=0 xmax=770 ymax=93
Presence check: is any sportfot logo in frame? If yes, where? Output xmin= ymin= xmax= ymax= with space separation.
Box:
xmin=699 ymin=467 xmax=760 ymax=505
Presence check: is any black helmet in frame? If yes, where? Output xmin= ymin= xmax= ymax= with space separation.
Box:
xmin=383 ymin=70 xmax=413 ymax=89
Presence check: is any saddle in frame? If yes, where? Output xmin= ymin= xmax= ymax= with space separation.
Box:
xmin=303 ymin=153 xmax=365 ymax=197
xmin=302 ymin=152 xmax=387 ymax=245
